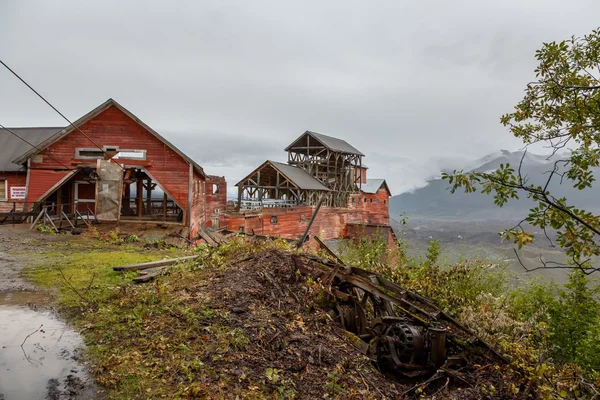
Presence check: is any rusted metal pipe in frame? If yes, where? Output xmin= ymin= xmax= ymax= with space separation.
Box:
xmin=429 ymin=327 xmax=447 ymax=369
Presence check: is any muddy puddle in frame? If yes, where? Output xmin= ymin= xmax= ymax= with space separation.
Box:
xmin=0 ymin=291 xmax=98 ymax=399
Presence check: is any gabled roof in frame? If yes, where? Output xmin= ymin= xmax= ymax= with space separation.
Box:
xmin=0 ymin=127 xmax=64 ymax=171
xmin=285 ymin=130 xmax=364 ymax=156
xmin=360 ymin=178 xmax=391 ymax=196
xmin=12 ymin=98 xmax=205 ymax=176
xmin=236 ymin=160 xmax=331 ymax=191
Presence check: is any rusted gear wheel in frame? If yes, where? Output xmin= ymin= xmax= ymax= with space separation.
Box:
xmin=376 ymin=323 xmax=424 ymax=369
xmin=336 ymin=303 xmax=367 ymax=334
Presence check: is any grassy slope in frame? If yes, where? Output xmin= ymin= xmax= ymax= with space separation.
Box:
xmin=23 ymin=236 xmax=400 ymax=400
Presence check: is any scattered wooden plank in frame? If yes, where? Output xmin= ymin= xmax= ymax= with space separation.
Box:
xmin=206 ymin=229 xmax=225 ymax=244
xmin=197 ymin=229 xmax=218 ymax=247
xmin=113 ymin=255 xmax=199 ymax=271
xmin=138 ymin=266 xmax=166 ymax=275
xmin=132 ymin=270 xmax=162 ymax=283
xmin=313 ymin=236 xmax=346 ymax=265
xmin=173 ymin=233 xmax=194 ymax=245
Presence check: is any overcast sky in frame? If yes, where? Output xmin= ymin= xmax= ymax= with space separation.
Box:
xmin=1 ymin=1 xmax=599 ymax=195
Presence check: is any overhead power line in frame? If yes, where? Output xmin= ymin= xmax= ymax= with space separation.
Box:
xmin=0 ymin=58 xmax=124 ymax=170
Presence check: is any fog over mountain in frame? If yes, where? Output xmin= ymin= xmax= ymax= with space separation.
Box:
xmin=390 ymin=149 xmax=600 ymax=220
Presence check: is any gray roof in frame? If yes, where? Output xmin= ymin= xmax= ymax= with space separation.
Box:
xmin=269 ymin=161 xmax=331 ymax=191
xmin=360 ymin=178 xmax=391 ymax=195
xmin=236 ymin=160 xmax=331 ymax=191
xmin=285 ymin=130 xmax=364 ymax=156
xmin=0 ymin=127 xmax=64 ymax=171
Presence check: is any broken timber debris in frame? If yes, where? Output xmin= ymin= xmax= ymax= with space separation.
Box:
xmin=292 ymin=252 xmax=509 ymax=381
xmin=113 ymin=233 xmax=508 ymax=384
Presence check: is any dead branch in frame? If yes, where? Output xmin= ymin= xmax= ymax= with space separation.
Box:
xmin=21 ymin=323 xmax=43 ymax=364
xmin=512 ymin=249 xmax=600 ymax=275
xmin=56 ymin=268 xmax=97 ymax=306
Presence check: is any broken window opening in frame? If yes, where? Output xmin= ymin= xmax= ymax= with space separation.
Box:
xmin=195 ymin=181 xmax=203 ymax=197
xmin=113 ymin=149 xmax=146 ymax=160
xmin=212 ymin=184 xmax=219 ymax=194
xmin=270 ymin=216 xmax=278 ymax=224
xmin=75 ymin=148 xmax=104 ymax=159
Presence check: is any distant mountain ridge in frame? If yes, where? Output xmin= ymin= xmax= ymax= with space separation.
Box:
xmin=389 ymin=149 xmax=600 ymax=220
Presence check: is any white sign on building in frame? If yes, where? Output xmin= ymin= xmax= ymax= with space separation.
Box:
xmin=10 ymin=187 xmax=26 ymax=199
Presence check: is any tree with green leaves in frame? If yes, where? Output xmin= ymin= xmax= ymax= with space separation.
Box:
xmin=442 ymin=28 xmax=600 ymax=273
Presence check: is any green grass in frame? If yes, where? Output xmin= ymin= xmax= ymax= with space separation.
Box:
xmin=24 ymin=238 xmax=188 ymax=307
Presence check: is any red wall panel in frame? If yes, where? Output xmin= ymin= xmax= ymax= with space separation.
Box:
xmin=224 ymin=186 xmax=392 ymax=246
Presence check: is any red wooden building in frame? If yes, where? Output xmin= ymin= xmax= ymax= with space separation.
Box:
xmin=1 ymin=100 xmax=393 ymax=246
xmin=1 ymin=99 xmax=225 ymax=237
xmin=224 ymin=131 xmax=394 ymax=246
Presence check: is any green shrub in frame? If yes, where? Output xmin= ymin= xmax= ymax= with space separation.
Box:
xmin=509 ymin=269 xmax=600 ymax=370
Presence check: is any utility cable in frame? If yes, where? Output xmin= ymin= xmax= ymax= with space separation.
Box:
xmin=0 ymin=124 xmax=74 ymax=171
xmin=0 ymin=59 xmax=124 ymax=170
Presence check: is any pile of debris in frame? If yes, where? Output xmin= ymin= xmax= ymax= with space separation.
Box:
xmin=111 ymin=235 xmax=515 ymax=398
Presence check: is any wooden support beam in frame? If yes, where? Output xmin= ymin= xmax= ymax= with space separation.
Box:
xmin=137 ymin=176 xmax=143 ymax=217
xmin=61 ymin=210 xmax=75 ymax=229
xmin=146 ymin=178 xmax=152 ymax=216
xmin=163 ymin=192 xmax=167 ymax=221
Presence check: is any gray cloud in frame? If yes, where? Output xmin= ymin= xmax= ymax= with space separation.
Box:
xmin=1 ymin=0 xmax=599 ymax=195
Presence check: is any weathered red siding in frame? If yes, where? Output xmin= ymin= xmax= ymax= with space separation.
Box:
xmin=348 ymin=188 xmax=390 ymax=226
xmin=28 ymin=106 xmax=192 ymax=218
xmin=225 ymin=186 xmax=391 ymax=245
xmin=354 ymin=167 xmax=368 ymax=184
xmin=26 ymin=169 xmax=72 ymax=210
xmin=204 ymin=176 xmax=227 ymax=229
xmin=0 ymin=171 xmax=28 ymax=212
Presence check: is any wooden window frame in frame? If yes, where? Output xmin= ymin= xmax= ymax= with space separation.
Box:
xmin=0 ymin=179 xmax=7 ymax=201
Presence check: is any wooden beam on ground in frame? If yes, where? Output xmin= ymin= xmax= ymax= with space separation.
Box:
xmin=132 ymin=270 xmax=162 ymax=283
xmin=113 ymin=255 xmax=199 ymax=271
xmin=313 ymin=236 xmax=346 ymax=265
xmin=198 ymin=228 xmax=218 ymax=247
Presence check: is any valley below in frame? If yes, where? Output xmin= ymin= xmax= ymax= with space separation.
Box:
xmin=393 ymin=216 xmax=597 ymax=285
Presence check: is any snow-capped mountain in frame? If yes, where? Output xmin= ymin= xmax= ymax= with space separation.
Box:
xmin=389 ymin=149 xmax=596 ymax=220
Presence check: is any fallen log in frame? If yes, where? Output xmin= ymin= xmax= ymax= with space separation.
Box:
xmin=113 ymin=255 xmax=199 ymax=271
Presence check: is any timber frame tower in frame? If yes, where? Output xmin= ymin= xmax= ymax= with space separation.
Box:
xmin=285 ymin=131 xmax=364 ymax=207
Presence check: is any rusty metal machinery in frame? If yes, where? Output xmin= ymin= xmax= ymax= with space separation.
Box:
xmin=293 ymin=253 xmax=508 ymax=380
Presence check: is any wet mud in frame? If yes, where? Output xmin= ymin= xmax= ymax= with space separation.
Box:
xmin=0 ymin=292 xmax=99 ymax=399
